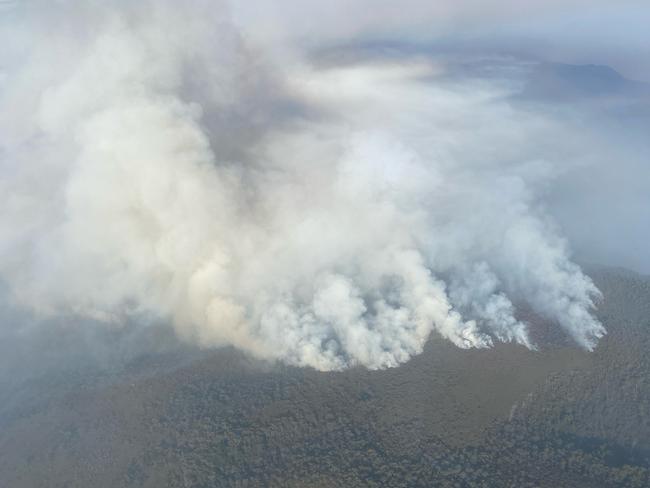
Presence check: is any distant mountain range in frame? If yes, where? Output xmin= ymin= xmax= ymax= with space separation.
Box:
xmin=520 ymin=62 xmax=650 ymax=100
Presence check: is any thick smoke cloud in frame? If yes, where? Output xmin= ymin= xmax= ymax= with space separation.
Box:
xmin=0 ymin=0 xmax=608 ymax=370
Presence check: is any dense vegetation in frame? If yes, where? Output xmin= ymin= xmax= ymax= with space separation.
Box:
xmin=1 ymin=266 xmax=649 ymax=487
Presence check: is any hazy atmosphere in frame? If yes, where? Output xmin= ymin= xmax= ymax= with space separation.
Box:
xmin=1 ymin=2 xmax=649 ymax=486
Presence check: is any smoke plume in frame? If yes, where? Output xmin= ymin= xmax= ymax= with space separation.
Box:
xmin=0 ymin=0 xmax=607 ymax=370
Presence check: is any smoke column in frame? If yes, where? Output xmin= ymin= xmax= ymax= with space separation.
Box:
xmin=0 ymin=0 xmax=605 ymax=370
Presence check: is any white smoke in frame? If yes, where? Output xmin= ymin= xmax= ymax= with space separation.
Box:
xmin=0 ymin=0 xmax=605 ymax=370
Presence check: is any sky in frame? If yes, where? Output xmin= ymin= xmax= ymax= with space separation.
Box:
xmin=232 ymin=0 xmax=650 ymax=80
xmin=0 ymin=0 xmax=648 ymax=371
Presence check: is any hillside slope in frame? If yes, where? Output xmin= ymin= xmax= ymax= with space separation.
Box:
xmin=1 ymin=266 xmax=649 ymax=487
